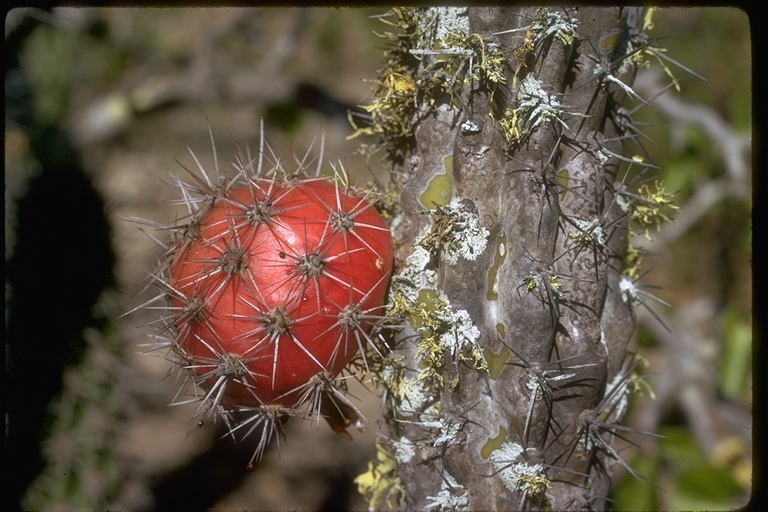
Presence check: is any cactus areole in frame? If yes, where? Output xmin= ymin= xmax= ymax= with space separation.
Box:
xmin=168 ymin=177 xmax=393 ymax=407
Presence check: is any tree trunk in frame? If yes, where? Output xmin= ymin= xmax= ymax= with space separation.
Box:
xmin=370 ymin=7 xmax=645 ymax=511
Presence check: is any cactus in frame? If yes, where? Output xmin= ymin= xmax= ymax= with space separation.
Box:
xmin=351 ymin=7 xmax=680 ymax=510
xmin=133 ymin=133 xmax=394 ymax=467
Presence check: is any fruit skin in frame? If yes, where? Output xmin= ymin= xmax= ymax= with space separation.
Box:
xmin=167 ymin=176 xmax=393 ymax=408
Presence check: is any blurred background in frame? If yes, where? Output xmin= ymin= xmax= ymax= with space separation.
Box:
xmin=5 ymin=7 xmax=752 ymax=511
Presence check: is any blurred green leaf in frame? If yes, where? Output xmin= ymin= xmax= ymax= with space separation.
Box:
xmin=654 ymin=426 xmax=748 ymax=510
xmin=672 ymin=463 xmax=743 ymax=510
xmin=612 ymin=454 xmax=659 ymax=511
xmin=22 ymin=24 xmax=78 ymax=125
xmin=719 ymin=306 xmax=752 ymax=400
xmin=659 ymin=426 xmax=702 ymax=462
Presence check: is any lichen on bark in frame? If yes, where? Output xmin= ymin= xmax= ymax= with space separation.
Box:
xmin=358 ymin=7 xmax=656 ymax=510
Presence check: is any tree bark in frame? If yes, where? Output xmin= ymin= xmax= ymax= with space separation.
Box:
xmin=377 ymin=7 xmax=644 ymax=511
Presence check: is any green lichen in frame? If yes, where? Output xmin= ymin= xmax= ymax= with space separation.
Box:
xmin=413 ymin=289 xmax=452 ymax=386
xmin=528 ymin=7 xmax=579 ymax=47
xmin=438 ymin=31 xmax=508 ymax=103
xmin=623 ymin=241 xmax=642 ymax=281
xmin=384 ymin=200 xmax=491 ymax=391
xmin=523 ymin=270 xmax=563 ymax=298
xmin=485 ymin=344 xmax=510 ymax=381
xmin=568 ymin=217 xmax=607 ymax=249
xmin=497 ymin=8 xmax=585 ymax=147
xmin=378 ymin=356 xmax=436 ymax=416
xmin=419 ymin=154 xmax=453 ymax=209
xmin=385 ymin=200 xmax=489 ymax=400
xmin=481 ymin=426 xmax=507 ymax=460
xmin=411 ymin=291 xmax=487 ymax=388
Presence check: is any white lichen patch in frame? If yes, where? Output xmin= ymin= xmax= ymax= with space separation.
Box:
xmin=529 ymin=8 xmax=579 ymax=46
xmin=501 ymin=74 xmax=587 ymax=143
xmin=421 ymin=197 xmax=490 ymax=265
xmin=402 ymin=374 xmax=433 ymax=412
xmin=460 ymin=119 xmax=482 ymax=135
xmin=385 ymin=200 xmax=488 ymax=417
xmin=417 ymin=417 xmax=461 ymax=447
xmin=425 ymin=7 xmax=470 ymax=46
xmin=439 ymin=308 xmax=488 ymax=375
xmin=425 ymin=470 xmax=468 ymax=511
xmin=392 ymin=245 xmax=438 ymax=303
xmin=516 ymin=74 xmax=582 ymax=133
xmin=392 ymin=436 xmax=417 ymax=464
xmin=490 ymin=442 xmax=551 ymax=497
xmin=439 ymin=309 xmax=481 ymax=358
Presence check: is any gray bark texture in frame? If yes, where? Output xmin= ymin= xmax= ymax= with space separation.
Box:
xmin=377 ymin=7 xmax=645 ymax=511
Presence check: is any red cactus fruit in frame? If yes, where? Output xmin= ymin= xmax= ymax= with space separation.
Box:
xmin=167 ymin=175 xmax=393 ymax=410
xmin=125 ymin=131 xmax=397 ymax=464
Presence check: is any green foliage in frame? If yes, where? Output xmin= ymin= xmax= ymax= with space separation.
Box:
xmin=21 ymin=24 xmax=79 ymax=125
xmin=612 ymin=454 xmax=659 ymax=511
xmin=613 ymin=425 xmax=750 ymax=510
xmin=718 ymin=305 xmax=752 ymax=401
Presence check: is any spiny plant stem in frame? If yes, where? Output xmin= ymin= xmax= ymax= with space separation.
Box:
xmin=355 ymin=7 xmax=677 ymax=511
